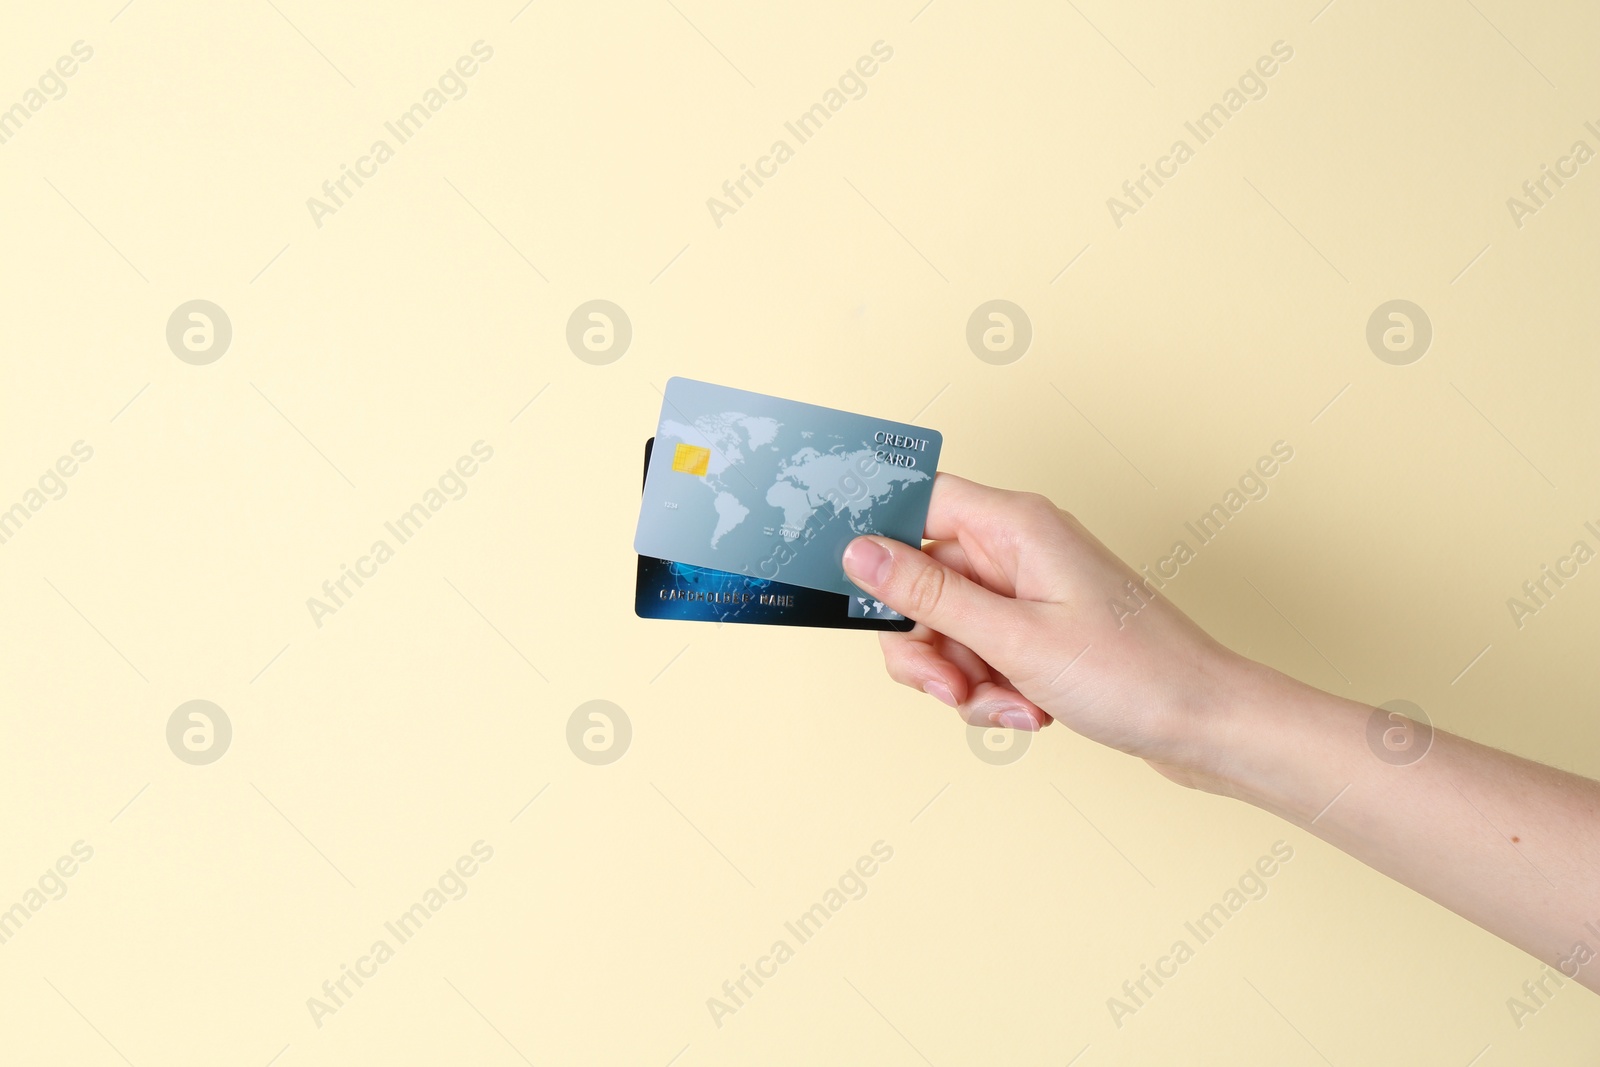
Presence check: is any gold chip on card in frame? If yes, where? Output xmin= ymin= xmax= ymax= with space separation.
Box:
xmin=672 ymin=443 xmax=711 ymax=476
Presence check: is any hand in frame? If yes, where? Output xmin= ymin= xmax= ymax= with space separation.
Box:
xmin=847 ymin=474 xmax=1600 ymax=993
xmin=841 ymin=473 xmax=1241 ymax=777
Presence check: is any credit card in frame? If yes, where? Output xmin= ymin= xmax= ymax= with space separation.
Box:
xmin=634 ymin=377 xmax=942 ymax=598
xmin=635 ymin=438 xmax=914 ymax=630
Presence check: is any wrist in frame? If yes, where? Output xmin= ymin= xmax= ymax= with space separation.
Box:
xmin=1159 ymin=652 xmax=1368 ymax=819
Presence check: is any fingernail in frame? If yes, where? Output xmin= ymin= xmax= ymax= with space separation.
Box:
xmin=923 ymin=680 xmax=958 ymax=708
xmin=842 ymin=538 xmax=892 ymax=588
xmin=996 ymin=709 xmax=1040 ymax=731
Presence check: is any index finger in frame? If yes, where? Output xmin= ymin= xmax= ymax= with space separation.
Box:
xmin=923 ymin=470 xmax=1060 ymax=546
xmin=921 ymin=472 xmax=1010 ymax=541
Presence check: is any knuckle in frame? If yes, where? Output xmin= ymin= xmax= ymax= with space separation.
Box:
xmin=1018 ymin=491 xmax=1060 ymax=520
xmin=1013 ymin=491 xmax=1065 ymax=534
xmin=880 ymin=634 xmax=944 ymax=692
xmin=957 ymin=705 xmax=991 ymax=728
xmin=902 ymin=559 xmax=948 ymax=618
xmin=879 ymin=647 xmax=921 ymax=688
xmin=883 ymin=660 xmax=919 ymax=689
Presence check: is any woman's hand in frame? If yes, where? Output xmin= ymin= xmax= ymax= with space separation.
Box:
xmin=846 ymin=472 xmax=1600 ymax=991
xmin=842 ymin=472 xmax=1241 ymax=778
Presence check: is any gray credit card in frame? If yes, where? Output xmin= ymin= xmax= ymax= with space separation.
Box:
xmin=633 ymin=377 xmax=942 ymax=598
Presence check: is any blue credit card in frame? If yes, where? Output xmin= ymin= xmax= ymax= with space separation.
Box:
xmin=635 ymin=439 xmax=914 ymax=630
xmin=633 ymin=377 xmax=943 ymax=598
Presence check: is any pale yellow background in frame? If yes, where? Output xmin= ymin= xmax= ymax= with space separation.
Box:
xmin=2 ymin=0 xmax=1598 ymax=1063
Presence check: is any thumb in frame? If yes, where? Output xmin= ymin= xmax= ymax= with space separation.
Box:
xmin=842 ymin=536 xmax=1022 ymax=660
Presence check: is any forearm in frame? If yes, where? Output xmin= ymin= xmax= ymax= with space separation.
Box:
xmin=1192 ymin=657 xmax=1600 ymax=991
